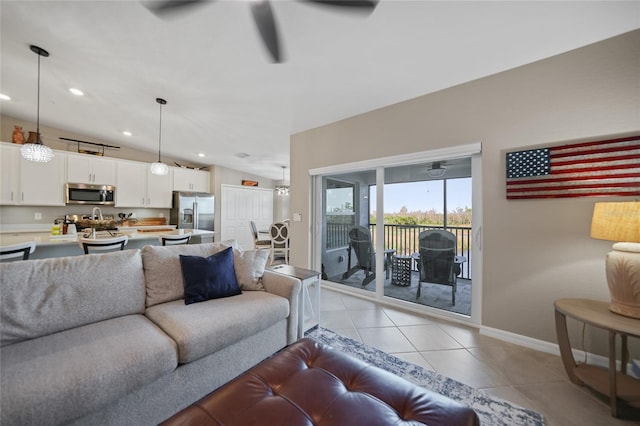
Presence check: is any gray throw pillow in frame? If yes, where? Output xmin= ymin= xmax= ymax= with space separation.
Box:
xmin=233 ymin=248 xmax=269 ymax=291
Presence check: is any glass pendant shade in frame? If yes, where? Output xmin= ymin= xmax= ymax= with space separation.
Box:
xmin=21 ymin=131 xmax=54 ymax=162
xmin=276 ymin=185 xmax=290 ymax=196
xmin=150 ymin=161 xmax=169 ymax=176
xmin=276 ymin=166 xmax=289 ymax=195
xmin=22 ymin=45 xmax=54 ymax=163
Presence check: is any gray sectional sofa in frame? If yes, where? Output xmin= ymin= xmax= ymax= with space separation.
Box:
xmin=0 ymin=241 xmax=301 ymax=425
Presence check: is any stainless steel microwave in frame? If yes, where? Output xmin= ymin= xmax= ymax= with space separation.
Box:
xmin=66 ymin=183 xmax=115 ymax=205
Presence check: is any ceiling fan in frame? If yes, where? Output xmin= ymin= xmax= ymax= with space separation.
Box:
xmin=144 ymin=0 xmax=379 ymax=63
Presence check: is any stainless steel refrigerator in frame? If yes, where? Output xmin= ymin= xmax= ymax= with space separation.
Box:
xmin=170 ymin=192 xmax=215 ymax=231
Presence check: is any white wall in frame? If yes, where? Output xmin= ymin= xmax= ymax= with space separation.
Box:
xmin=289 ymin=30 xmax=640 ymax=356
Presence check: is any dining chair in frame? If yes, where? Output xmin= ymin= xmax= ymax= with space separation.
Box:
xmin=0 ymin=241 xmax=36 ymax=261
xmin=269 ymin=222 xmax=290 ymax=264
xmin=78 ymin=235 xmax=128 ymax=254
xmin=250 ymin=221 xmax=271 ymax=249
xmin=159 ymin=233 xmax=191 ymax=246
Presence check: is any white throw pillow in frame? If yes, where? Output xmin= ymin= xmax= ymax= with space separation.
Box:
xmin=233 ymin=248 xmax=269 ymax=291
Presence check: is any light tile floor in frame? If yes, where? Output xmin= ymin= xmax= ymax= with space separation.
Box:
xmin=319 ymin=286 xmax=640 ymax=426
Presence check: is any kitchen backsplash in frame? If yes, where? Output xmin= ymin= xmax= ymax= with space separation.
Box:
xmin=0 ymin=205 xmax=169 ymax=228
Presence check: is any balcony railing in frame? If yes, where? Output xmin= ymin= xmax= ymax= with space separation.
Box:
xmin=326 ymin=223 xmax=472 ymax=280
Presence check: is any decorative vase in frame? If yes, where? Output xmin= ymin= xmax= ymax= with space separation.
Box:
xmin=12 ymin=125 xmax=24 ymax=144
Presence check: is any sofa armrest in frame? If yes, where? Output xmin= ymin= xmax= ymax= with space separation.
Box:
xmin=262 ymin=270 xmax=301 ymax=344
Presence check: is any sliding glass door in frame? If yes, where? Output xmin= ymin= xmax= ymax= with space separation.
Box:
xmin=311 ymin=144 xmax=482 ymax=323
xmin=321 ymin=170 xmax=376 ymax=295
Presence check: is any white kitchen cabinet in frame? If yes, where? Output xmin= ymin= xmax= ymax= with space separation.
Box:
xmin=0 ymin=143 xmax=65 ymax=206
xmin=116 ymin=161 xmax=146 ymax=207
xmin=116 ymin=161 xmax=173 ymax=208
xmin=0 ymin=144 xmax=20 ymax=204
xmin=20 ymin=153 xmax=66 ymax=205
xmin=67 ymin=154 xmax=116 ymax=185
xmin=146 ymin=169 xmax=173 ymax=208
xmin=173 ymin=167 xmax=209 ymax=192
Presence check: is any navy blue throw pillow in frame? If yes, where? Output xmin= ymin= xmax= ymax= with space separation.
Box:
xmin=179 ymin=247 xmax=241 ymax=305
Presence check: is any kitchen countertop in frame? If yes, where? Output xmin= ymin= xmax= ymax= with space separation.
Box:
xmin=0 ymin=227 xmax=214 ymax=247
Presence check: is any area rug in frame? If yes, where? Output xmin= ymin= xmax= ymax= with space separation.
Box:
xmin=306 ymin=327 xmax=545 ymax=426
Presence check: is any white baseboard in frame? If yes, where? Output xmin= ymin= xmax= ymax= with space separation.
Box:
xmin=480 ymin=325 xmax=639 ymax=378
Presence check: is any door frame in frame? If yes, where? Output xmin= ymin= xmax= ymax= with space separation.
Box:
xmin=309 ymin=142 xmax=483 ymax=325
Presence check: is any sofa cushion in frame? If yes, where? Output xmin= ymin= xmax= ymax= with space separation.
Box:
xmin=180 ymin=247 xmax=241 ymax=304
xmin=142 ymin=241 xmax=239 ymax=307
xmin=233 ymin=248 xmax=269 ymax=291
xmin=145 ymin=291 xmax=289 ymax=364
xmin=0 ymin=315 xmax=177 ymax=426
xmin=0 ymin=250 xmax=146 ymax=347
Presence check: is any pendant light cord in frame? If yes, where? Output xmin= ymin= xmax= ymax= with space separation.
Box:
xmin=36 ymin=51 xmax=41 ymax=138
xmin=158 ymin=101 xmax=162 ymax=162
xmin=156 ymin=97 xmax=167 ymax=163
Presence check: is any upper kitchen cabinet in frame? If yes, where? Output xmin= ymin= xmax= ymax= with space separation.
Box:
xmin=67 ymin=154 xmax=116 ymax=185
xmin=116 ymin=160 xmax=172 ymax=208
xmin=173 ymin=167 xmax=209 ymax=192
xmin=0 ymin=144 xmax=20 ymax=204
xmin=0 ymin=143 xmax=65 ymax=206
xmin=20 ymin=153 xmax=66 ymax=205
xmin=146 ymin=168 xmax=173 ymax=208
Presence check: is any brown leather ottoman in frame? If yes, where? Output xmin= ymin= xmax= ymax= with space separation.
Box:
xmin=161 ymin=338 xmax=479 ymax=426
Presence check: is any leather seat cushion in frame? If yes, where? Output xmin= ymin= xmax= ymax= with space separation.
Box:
xmin=161 ymin=338 xmax=479 ymax=426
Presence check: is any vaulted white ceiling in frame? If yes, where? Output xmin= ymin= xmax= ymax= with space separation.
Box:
xmin=1 ymin=1 xmax=638 ymax=179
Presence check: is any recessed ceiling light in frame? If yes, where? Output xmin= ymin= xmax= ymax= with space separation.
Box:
xmin=0 ymin=93 xmax=10 ymax=101
xmin=122 ymin=131 xmax=132 ymax=136
xmin=197 ymin=153 xmax=205 ymax=157
xmin=69 ymin=88 xmax=84 ymax=96
xmin=234 ymin=152 xmax=250 ymax=158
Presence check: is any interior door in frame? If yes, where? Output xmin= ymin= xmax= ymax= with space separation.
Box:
xmin=220 ymin=185 xmax=273 ymax=250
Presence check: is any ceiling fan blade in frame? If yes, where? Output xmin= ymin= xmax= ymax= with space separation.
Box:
xmin=304 ymin=0 xmax=379 ymax=14
xmin=250 ymin=1 xmax=282 ymax=63
xmin=143 ymin=0 xmax=209 ymax=17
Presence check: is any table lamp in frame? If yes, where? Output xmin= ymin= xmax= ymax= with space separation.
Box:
xmin=590 ymin=201 xmax=640 ymax=319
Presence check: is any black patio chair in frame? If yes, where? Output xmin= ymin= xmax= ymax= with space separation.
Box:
xmin=342 ymin=225 xmax=377 ymax=286
xmin=417 ymin=230 xmax=457 ymax=304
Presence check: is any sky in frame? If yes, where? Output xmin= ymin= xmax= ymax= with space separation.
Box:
xmin=370 ymin=178 xmax=472 ymax=213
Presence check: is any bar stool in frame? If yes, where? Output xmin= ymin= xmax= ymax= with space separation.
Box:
xmin=159 ymin=233 xmax=191 ymax=246
xmin=78 ymin=235 xmax=128 ymax=254
xmin=0 ymin=241 xmax=36 ymax=261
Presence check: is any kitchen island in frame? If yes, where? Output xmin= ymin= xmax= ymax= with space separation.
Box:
xmin=0 ymin=226 xmax=215 ymax=259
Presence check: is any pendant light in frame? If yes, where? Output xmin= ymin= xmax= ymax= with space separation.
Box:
xmin=150 ymin=97 xmax=169 ymax=176
xmin=21 ymin=45 xmax=54 ymax=163
xmin=276 ymin=165 xmax=290 ymax=196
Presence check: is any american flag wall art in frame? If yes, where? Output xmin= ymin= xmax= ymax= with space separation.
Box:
xmin=506 ymin=135 xmax=640 ymax=199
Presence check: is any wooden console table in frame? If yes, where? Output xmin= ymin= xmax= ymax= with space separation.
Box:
xmin=554 ymin=298 xmax=640 ymax=417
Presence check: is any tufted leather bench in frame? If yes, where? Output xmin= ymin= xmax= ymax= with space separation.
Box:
xmin=161 ymin=338 xmax=479 ymax=426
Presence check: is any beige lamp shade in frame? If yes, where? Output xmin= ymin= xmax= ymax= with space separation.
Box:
xmin=590 ymin=202 xmax=640 ymax=243
xmin=590 ymin=201 xmax=640 ymax=319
